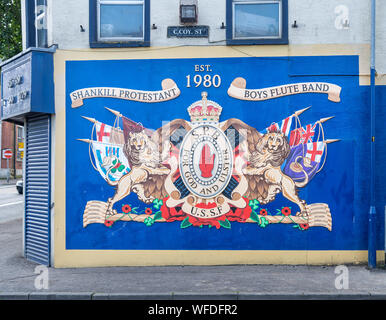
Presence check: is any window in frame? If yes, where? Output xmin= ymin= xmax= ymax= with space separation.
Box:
xmin=35 ymin=0 xmax=48 ymax=47
xmin=90 ymin=0 xmax=150 ymax=47
xmin=226 ymin=0 xmax=288 ymax=45
xmin=26 ymin=0 xmax=48 ymax=48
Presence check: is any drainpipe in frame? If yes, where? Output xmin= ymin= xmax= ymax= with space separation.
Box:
xmin=368 ymin=0 xmax=377 ymax=268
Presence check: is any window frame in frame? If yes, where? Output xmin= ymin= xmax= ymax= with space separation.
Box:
xmin=35 ymin=0 xmax=48 ymax=48
xmin=25 ymin=0 xmax=48 ymax=48
xmin=89 ymin=0 xmax=150 ymax=48
xmin=226 ymin=0 xmax=288 ymax=45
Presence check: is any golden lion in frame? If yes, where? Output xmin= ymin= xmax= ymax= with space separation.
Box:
xmin=103 ymin=119 xmax=191 ymax=215
xmin=243 ymin=131 xmax=309 ymax=216
xmin=221 ymin=118 xmax=310 ymax=216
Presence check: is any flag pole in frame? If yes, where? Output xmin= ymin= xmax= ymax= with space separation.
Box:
xmin=105 ymin=107 xmax=122 ymax=117
xmin=319 ymin=116 xmax=335 ymax=124
xmin=294 ymin=106 xmax=311 ymax=117
xmin=262 ymin=106 xmax=311 ymax=132
xmin=81 ymin=116 xmax=97 ymax=124
xmin=324 ymin=139 xmax=340 ymax=144
xmin=77 ymin=139 xmax=92 ymax=143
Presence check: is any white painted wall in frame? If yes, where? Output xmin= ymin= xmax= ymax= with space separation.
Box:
xmin=150 ymin=0 xmax=227 ymax=46
xmin=49 ymin=0 xmax=90 ymax=50
xmin=289 ymin=0 xmax=371 ymax=45
xmin=288 ymin=0 xmax=386 ymax=76
xmin=21 ymin=0 xmax=386 ymax=75
xmin=375 ymin=2 xmax=386 ymax=80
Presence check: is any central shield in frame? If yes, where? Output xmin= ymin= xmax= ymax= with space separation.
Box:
xmin=179 ymin=124 xmax=234 ymax=199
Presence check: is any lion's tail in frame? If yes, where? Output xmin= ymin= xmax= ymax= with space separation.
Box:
xmin=294 ymin=173 xmax=309 ymax=188
xmin=293 ymin=156 xmax=309 ymax=188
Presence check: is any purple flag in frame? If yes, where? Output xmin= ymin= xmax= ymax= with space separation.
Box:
xmin=282 ymin=143 xmax=324 ymax=184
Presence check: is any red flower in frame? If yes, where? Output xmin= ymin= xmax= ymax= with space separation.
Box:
xmin=299 ymin=223 xmax=309 ymax=230
xmin=281 ymin=207 xmax=291 ymax=216
xmin=104 ymin=220 xmax=114 ymax=227
xmin=193 ymin=201 xmax=219 ymax=209
xmin=187 ymin=214 xmax=227 ymax=229
xmin=145 ymin=208 xmax=152 ymax=215
xmin=259 ymin=209 xmax=268 ymax=216
xmin=122 ymin=204 xmax=132 ymax=213
xmin=160 ymin=197 xmax=187 ymax=222
xmin=226 ymin=198 xmax=252 ymax=222
xmin=184 ymin=198 xmax=252 ymax=228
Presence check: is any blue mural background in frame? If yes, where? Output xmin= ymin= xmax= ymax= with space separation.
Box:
xmin=65 ymin=55 xmax=384 ymax=251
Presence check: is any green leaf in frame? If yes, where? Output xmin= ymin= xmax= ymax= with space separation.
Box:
xmin=0 ymin=0 xmax=22 ymax=60
xmin=153 ymin=211 xmax=162 ymax=221
xmin=152 ymin=199 xmax=163 ymax=209
xmin=143 ymin=217 xmax=154 ymax=227
xmin=259 ymin=217 xmax=269 ymax=228
xmin=180 ymin=217 xmax=192 ymax=229
xmin=250 ymin=210 xmax=259 ymax=223
xmin=219 ymin=219 xmax=231 ymax=229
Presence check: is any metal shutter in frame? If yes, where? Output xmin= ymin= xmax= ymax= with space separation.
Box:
xmin=24 ymin=114 xmax=51 ymax=266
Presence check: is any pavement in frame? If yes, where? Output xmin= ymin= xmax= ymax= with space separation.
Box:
xmin=0 ymin=182 xmax=23 ymax=223
xmin=1 ymin=218 xmax=386 ymax=301
xmin=0 ymin=179 xmax=18 ymax=186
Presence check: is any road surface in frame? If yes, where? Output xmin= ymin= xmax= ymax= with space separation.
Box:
xmin=0 ymin=184 xmax=23 ymax=223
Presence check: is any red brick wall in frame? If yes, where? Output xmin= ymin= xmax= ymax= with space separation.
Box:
xmin=1 ymin=121 xmax=23 ymax=171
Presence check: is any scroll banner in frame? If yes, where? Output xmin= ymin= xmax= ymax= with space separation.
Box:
xmin=227 ymin=77 xmax=341 ymax=103
xmin=70 ymin=78 xmax=180 ymax=108
xmin=182 ymin=202 xmax=230 ymax=220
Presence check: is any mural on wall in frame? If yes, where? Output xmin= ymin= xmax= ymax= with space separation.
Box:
xmin=75 ymin=76 xmax=340 ymax=232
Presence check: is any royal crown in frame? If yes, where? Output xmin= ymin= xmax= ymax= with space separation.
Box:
xmin=187 ymin=92 xmax=222 ymax=124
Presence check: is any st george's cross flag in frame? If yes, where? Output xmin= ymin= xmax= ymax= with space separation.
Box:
xmin=95 ymin=121 xmax=112 ymax=143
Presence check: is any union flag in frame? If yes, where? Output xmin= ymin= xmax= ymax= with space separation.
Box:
xmin=289 ymin=122 xmax=320 ymax=146
xmin=264 ymin=115 xmax=293 ymax=136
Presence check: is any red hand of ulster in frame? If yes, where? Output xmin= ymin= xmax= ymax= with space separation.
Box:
xmin=199 ymin=144 xmax=215 ymax=178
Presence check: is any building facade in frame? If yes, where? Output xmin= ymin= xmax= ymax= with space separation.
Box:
xmin=0 ymin=121 xmax=24 ymax=179
xmin=0 ymin=0 xmax=384 ymax=267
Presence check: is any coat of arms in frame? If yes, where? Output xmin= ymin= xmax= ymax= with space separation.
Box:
xmin=79 ymin=92 xmax=337 ymax=231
